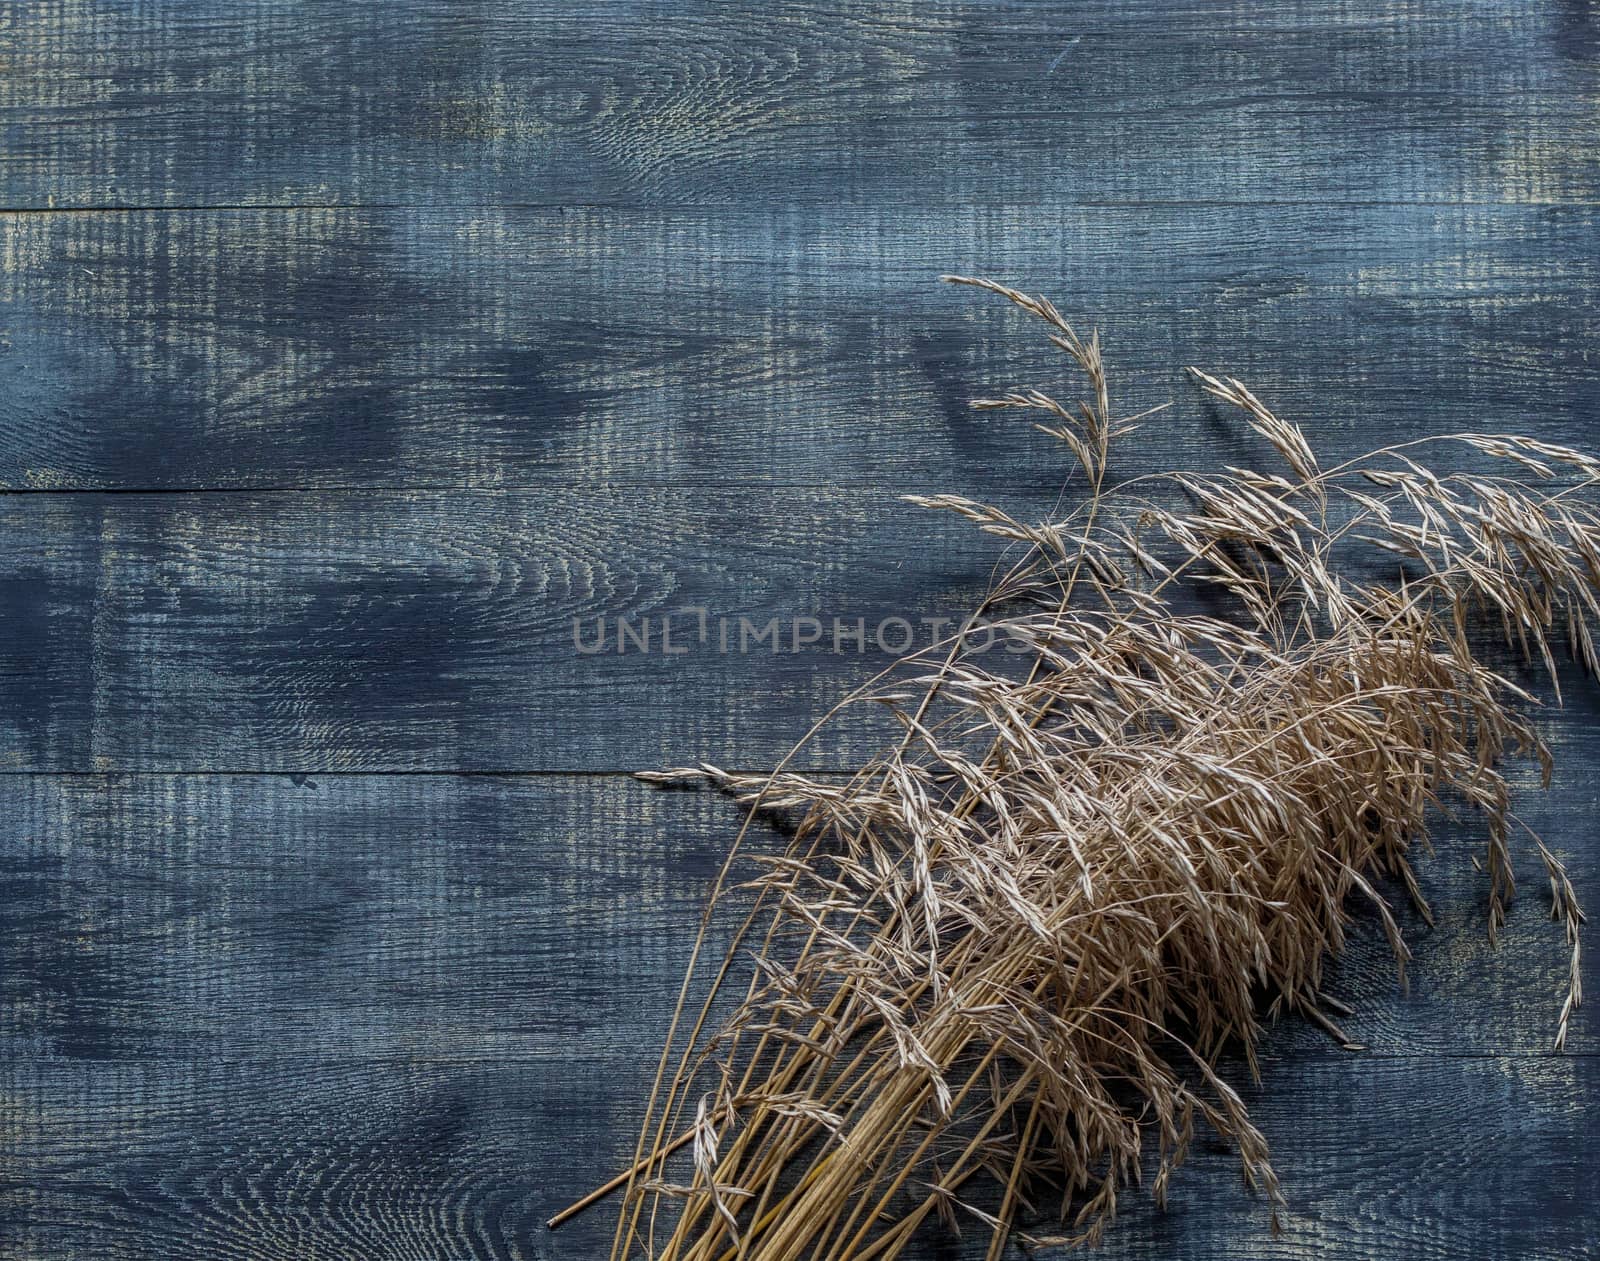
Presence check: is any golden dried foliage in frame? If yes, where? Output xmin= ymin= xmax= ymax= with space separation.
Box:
xmin=574 ymin=279 xmax=1588 ymax=1259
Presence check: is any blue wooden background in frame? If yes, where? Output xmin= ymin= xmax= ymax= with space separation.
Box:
xmin=1 ymin=2 xmax=1596 ymax=1257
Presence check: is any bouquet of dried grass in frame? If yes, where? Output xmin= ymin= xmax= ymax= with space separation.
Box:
xmin=558 ymin=278 xmax=1586 ymax=1259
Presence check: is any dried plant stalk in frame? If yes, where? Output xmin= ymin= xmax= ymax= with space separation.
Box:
xmin=585 ymin=278 xmax=1587 ymax=1259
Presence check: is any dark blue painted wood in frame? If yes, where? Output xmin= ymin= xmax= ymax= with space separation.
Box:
xmin=0 ymin=2 xmax=1596 ymax=1258
xmin=2 ymin=775 xmax=1590 ymax=1063
xmin=1 ymin=1 xmax=1596 ymax=209
xmin=3 ymin=1057 xmax=1595 ymax=1259
xmin=0 ymin=205 xmax=1595 ymax=491
xmin=0 ymin=487 xmax=1001 ymax=771
xmin=0 ymin=776 xmax=1594 ymax=1258
xmin=0 ymin=489 xmax=1598 ymax=780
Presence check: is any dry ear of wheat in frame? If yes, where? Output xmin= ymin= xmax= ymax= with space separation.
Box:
xmin=566 ymin=277 xmax=1587 ymax=1259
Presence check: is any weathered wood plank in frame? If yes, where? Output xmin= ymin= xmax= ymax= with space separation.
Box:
xmin=1 ymin=7 xmax=1595 ymax=1258
xmin=5 ymin=489 xmax=1600 ymax=775
xmin=1 ymin=1 xmax=1595 ymax=210
xmin=2 ymin=1054 xmax=1593 ymax=1260
xmin=0 ymin=487 xmax=984 ymax=770
xmin=0 ymin=205 xmax=1596 ymax=490
xmin=0 ymin=773 xmax=735 ymax=1063
xmin=1 ymin=773 xmax=1589 ymax=1063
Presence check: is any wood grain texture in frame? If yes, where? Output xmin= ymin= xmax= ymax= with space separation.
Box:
xmin=3 ymin=1 xmax=1597 ymax=1257
xmin=1 ymin=0 xmax=1596 ymax=210
xmin=0 ymin=487 xmax=995 ymax=771
xmin=4 ymin=488 xmax=1600 ymax=777
xmin=0 ymin=204 xmax=1596 ymax=489
xmin=1 ymin=774 xmax=1591 ymax=1065
xmin=3 ymin=1056 xmax=1594 ymax=1260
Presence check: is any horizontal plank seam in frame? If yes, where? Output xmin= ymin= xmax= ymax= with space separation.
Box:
xmin=2 ymin=199 xmax=1600 ymax=216
xmin=0 ymin=484 xmax=1075 ymax=495
xmin=12 ymin=476 xmax=1600 ymax=497
xmin=0 ymin=769 xmax=848 ymax=778
xmin=4 ymin=1052 xmax=1592 ymax=1066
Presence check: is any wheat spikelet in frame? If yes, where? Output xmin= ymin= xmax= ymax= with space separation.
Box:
xmin=575 ymin=278 xmax=1587 ymax=1259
